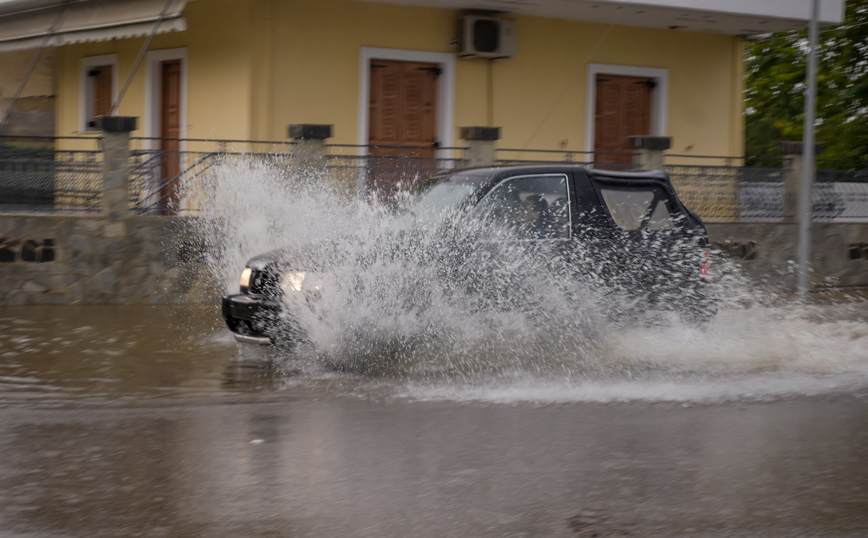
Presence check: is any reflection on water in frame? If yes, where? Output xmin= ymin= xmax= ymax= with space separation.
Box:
xmin=0 ymin=305 xmax=309 ymax=407
xmin=0 ymin=305 xmax=867 ymax=537
xmin=1 ymin=384 xmax=867 ymax=537
xmin=1 ymin=300 xmax=868 ymax=407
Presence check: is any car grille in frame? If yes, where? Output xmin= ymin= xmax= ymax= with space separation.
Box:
xmin=248 ymin=267 xmax=281 ymax=297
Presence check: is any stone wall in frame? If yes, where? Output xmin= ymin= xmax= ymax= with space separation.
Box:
xmin=707 ymin=222 xmax=868 ymax=290
xmin=0 ymin=214 xmax=866 ymax=306
xmin=0 ymin=214 xmax=216 ymax=305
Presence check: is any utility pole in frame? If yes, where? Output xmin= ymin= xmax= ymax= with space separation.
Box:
xmin=798 ymin=0 xmax=819 ymax=298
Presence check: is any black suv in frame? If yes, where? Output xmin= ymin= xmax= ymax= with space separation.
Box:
xmin=222 ymin=165 xmax=716 ymax=344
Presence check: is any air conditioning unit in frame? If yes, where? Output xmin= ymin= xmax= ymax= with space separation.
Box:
xmin=457 ymin=16 xmax=516 ymax=59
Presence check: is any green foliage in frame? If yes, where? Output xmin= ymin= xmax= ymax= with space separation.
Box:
xmin=745 ymin=0 xmax=868 ymax=166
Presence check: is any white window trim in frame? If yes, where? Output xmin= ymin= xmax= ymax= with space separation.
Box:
xmin=585 ymin=63 xmax=669 ymax=159
xmin=79 ymin=54 xmax=118 ymax=132
xmin=358 ymin=47 xmax=456 ymax=156
xmin=144 ymin=48 xmax=188 ymax=151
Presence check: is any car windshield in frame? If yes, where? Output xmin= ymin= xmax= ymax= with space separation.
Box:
xmin=411 ymin=181 xmax=478 ymax=222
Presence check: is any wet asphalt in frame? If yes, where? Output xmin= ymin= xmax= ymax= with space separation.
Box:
xmin=0 ymin=305 xmax=867 ymax=538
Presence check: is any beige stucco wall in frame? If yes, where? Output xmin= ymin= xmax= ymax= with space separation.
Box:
xmin=53 ymin=0 xmax=745 ymax=157
xmin=0 ymin=49 xmax=56 ymax=137
xmin=0 ymin=48 xmax=55 ymax=98
xmin=56 ymin=0 xmax=253 ymax=150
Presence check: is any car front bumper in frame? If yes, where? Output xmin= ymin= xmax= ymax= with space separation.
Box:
xmin=221 ymin=294 xmax=283 ymax=345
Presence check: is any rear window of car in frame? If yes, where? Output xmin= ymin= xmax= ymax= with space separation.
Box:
xmin=599 ymin=187 xmax=675 ymax=231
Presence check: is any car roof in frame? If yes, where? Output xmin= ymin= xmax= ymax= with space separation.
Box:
xmin=443 ymin=164 xmax=671 ymax=185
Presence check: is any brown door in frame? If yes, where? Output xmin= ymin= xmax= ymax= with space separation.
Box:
xmin=160 ymin=60 xmax=182 ymax=214
xmin=93 ymin=65 xmax=113 ymax=119
xmin=85 ymin=65 xmax=113 ymax=130
xmin=594 ymin=74 xmax=654 ymax=169
xmin=368 ymin=59 xmax=438 ymax=198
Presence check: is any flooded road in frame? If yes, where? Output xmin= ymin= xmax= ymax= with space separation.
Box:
xmin=1 ymin=304 xmax=868 ymax=537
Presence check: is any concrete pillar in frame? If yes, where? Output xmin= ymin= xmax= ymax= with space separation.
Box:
xmin=97 ymin=116 xmax=137 ymax=221
xmin=781 ymin=141 xmax=823 ymax=223
xmin=288 ymin=124 xmax=332 ymax=168
xmin=629 ymin=136 xmax=672 ymax=170
xmin=461 ymin=127 xmax=500 ymax=167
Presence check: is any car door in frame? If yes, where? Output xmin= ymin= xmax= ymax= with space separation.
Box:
xmin=586 ymin=177 xmax=686 ymax=300
xmin=463 ymin=172 xmax=574 ymax=310
xmin=567 ymin=169 xmax=620 ymax=286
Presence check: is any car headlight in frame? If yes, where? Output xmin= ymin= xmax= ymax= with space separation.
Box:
xmin=280 ymin=271 xmax=324 ymax=293
xmin=281 ymin=271 xmax=306 ymax=292
xmin=239 ymin=267 xmax=252 ymax=292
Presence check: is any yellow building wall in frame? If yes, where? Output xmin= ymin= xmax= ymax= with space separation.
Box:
xmin=265 ymin=0 xmax=744 ymax=157
xmin=54 ymin=0 xmax=745 ymax=158
xmin=56 ymin=0 xmax=254 ymax=150
xmin=0 ymin=49 xmax=54 ymax=98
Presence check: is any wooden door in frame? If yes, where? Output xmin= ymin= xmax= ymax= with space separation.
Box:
xmin=594 ymin=74 xmax=653 ymax=169
xmin=368 ymin=59 xmax=439 ymax=198
xmin=159 ymin=60 xmax=182 ymax=214
xmin=93 ymin=66 xmax=113 ymax=119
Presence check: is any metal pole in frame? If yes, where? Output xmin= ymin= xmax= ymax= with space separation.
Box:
xmin=797 ymin=0 xmax=819 ymax=298
xmin=110 ymin=0 xmax=175 ymax=115
xmin=0 ymin=2 xmax=68 ymax=131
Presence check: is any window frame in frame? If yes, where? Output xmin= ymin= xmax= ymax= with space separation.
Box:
xmin=144 ymin=48 xmax=188 ymax=151
xmin=473 ymin=173 xmax=573 ymax=241
xmin=79 ymin=54 xmax=118 ymax=133
xmin=594 ymin=182 xmax=681 ymax=233
xmin=585 ymin=63 xmax=669 ymax=163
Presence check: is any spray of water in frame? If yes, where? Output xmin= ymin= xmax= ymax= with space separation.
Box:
xmin=190 ymin=158 xmax=868 ymax=403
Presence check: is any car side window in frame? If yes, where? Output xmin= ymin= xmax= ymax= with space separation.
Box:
xmin=647 ymin=200 xmax=675 ymax=231
xmin=599 ymin=189 xmax=654 ymax=231
xmin=474 ymin=175 xmax=571 ymax=239
xmin=598 ymin=186 xmax=679 ymax=232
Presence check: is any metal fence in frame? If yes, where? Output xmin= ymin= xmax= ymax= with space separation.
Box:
xmin=664 ymin=162 xmax=868 ymax=222
xmin=325 ymin=144 xmax=467 ymax=197
xmin=0 ymin=136 xmax=103 ymax=213
xmin=127 ymin=144 xmax=468 ymax=214
xmin=2 ymin=135 xmax=867 ymax=221
xmin=130 ymin=150 xmax=215 ymax=214
xmin=127 ymin=138 xmax=303 ymax=214
xmin=664 ymin=164 xmax=785 ymax=222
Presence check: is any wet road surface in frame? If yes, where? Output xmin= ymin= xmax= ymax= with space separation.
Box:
xmin=1 ymin=305 xmax=868 ymax=537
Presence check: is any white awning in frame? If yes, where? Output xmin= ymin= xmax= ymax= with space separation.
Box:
xmin=356 ymin=0 xmax=845 ymax=35
xmin=0 ymin=0 xmax=188 ymax=52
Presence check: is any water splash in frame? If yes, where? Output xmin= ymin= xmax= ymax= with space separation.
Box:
xmin=190 ymin=158 xmax=868 ymax=403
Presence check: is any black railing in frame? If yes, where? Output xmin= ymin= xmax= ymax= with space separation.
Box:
xmin=324 ymin=144 xmax=467 ymax=196
xmin=0 ymin=147 xmax=103 ymax=213
xmin=1 ymin=135 xmax=866 ymax=221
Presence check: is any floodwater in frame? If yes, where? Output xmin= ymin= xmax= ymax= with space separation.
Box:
xmin=1 ymin=303 xmax=868 ymax=537
xmin=3 ymin=160 xmax=868 ymax=536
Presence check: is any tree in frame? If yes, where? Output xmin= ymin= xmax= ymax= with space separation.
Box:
xmin=745 ymin=0 xmax=868 ymax=166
